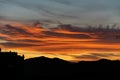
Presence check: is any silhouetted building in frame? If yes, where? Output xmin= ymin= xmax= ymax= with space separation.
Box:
xmin=0 ymin=48 xmax=1 ymax=52
xmin=0 ymin=48 xmax=24 ymax=80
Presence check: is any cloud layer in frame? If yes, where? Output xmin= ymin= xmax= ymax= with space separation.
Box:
xmin=1 ymin=0 xmax=120 ymax=61
xmin=0 ymin=22 xmax=120 ymax=61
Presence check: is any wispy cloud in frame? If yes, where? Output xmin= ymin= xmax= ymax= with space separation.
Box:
xmin=71 ymin=53 xmax=120 ymax=61
xmin=0 ymin=23 xmax=120 ymax=60
xmin=1 ymin=0 xmax=120 ymax=24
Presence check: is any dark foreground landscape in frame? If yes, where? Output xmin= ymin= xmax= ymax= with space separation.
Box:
xmin=0 ymin=49 xmax=120 ymax=80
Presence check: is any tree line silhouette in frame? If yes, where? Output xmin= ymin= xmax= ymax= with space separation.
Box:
xmin=0 ymin=48 xmax=120 ymax=80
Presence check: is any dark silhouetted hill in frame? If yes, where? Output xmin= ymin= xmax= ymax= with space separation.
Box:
xmin=0 ymin=50 xmax=120 ymax=80
xmin=24 ymin=57 xmax=120 ymax=80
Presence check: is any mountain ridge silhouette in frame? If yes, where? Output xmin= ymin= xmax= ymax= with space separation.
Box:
xmin=24 ymin=56 xmax=120 ymax=80
xmin=0 ymin=50 xmax=119 ymax=80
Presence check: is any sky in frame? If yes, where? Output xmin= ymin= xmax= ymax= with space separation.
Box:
xmin=0 ymin=0 xmax=120 ymax=61
xmin=1 ymin=0 xmax=120 ymax=24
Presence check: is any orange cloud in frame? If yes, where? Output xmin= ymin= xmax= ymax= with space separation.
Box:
xmin=0 ymin=23 xmax=120 ymax=61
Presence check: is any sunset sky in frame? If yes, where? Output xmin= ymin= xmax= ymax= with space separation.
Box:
xmin=0 ymin=0 xmax=120 ymax=61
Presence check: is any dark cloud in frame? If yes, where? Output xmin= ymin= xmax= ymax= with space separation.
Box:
xmin=0 ymin=37 xmax=7 ymax=40
xmin=0 ymin=42 xmax=40 ymax=48
xmin=73 ymin=54 xmax=100 ymax=60
xmin=43 ymin=31 xmax=91 ymax=39
xmin=89 ymin=53 xmax=120 ymax=57
xmin=16 ymin=39 xmax=44 ymax=43
xmin=82 ymin=48 xmax=120 ymax=52
xmin=55 ymin=25 xmax=84 ymax=32
xmin=4 ymin=25 xmax=31 ymax=35
xmin=95 ymin=39 xmax=120 ymax=44
xmin=71 ymin=53 xmax=120 ymax=60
